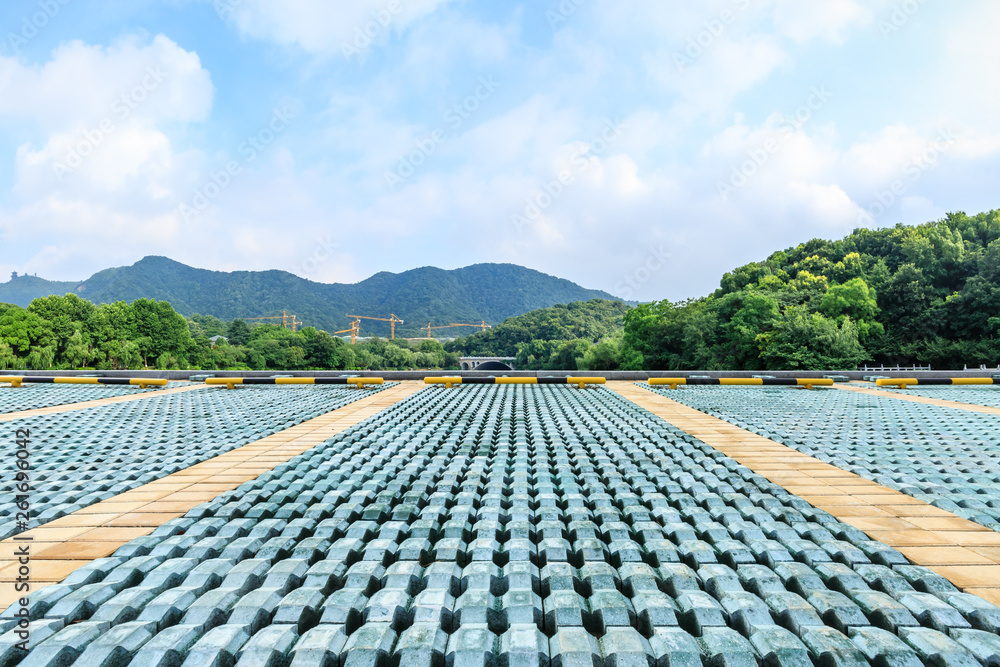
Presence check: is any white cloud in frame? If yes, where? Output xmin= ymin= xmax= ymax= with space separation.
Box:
xmin=768 ymin=0 xmax=873 ymax=44
xmin=0 ymin=34 xmax=214 ymax=277
xmin=220 ymin=0 xmax=457 ymax=56
xmin=0 ymin=34 xmax=213 ymax=130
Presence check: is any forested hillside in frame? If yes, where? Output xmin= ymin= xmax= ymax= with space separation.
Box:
xmin=0 ymin=257 xmax=617 ymax=335
xmin=621 ymin=210 xmax=1000 ymax=370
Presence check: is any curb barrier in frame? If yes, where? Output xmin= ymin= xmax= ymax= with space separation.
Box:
xmin=205 ymin=377 xmax=385 ymax=390
xmin=425 ymin=376 xmax=606 ymax=389
xmin=0 ymin=376 xmax=167 ymax=389
xmin=649 ymin=377 xmax=834 ymax=390
xmin=876 ymin=377 xmax=997 ymax=389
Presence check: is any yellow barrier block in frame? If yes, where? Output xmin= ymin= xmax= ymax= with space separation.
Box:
xmin=205 ymin=378 xmax=242 ymax=390
xmin=876 ymin=378 xmax=917 ymax=389
xmin=274 ymin=377 xmax=314 ymax=385
xmin=952 ymin=378 xmax=994 ymax=385
xmin=425 ymin=377 xmax=463 ymax=388
xmin=0 ymin=377 xmax=167 ymax=389
xmin=54 ymin=377 xmax=96 ymax=385
xmin=796 ymin=378 xmax=834 ymax=390
xmin=649 ymin=378 xmax=687 ymax=389
xmin=347 ymin=378 xmax=383 ymax=388
xmin=566 ymin=377 xmax=606 ymax=389
xmin=720 ymin=378 xmax=763 ymax=385
xmin=127 ymin=379 xmax=168 ymax=388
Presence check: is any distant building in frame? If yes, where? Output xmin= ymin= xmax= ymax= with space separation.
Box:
xmin=209 ymin=335 xmax=228 ymax=347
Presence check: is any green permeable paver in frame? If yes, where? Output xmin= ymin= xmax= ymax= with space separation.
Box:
xmin=651 ymin=384 xmax=1000 ymax=533
xmin=4 ymin=385 xmax=999 ymax=665
xmin=0 ymin=383 xmax=166 ymax=414
xmin=877 ymin=385 xmax=1000 ymax=410
xmin=0 ymin=384 xmax=392 ymax=538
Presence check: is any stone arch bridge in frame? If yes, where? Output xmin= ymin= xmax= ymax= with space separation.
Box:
xmin=459 ymin=357 xmax=516 ymax=371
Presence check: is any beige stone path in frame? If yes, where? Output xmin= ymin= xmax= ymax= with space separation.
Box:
xmin=0 ymin=382 xmax=208 ymax=423
xmin=0 ymin=382 xmax=426 ymax=610
xmin=608 ymin=382 xmax=1000 ymax=606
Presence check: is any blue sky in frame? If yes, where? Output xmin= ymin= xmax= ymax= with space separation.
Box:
xmin=1 ymin=0 xmax=998 ymax=301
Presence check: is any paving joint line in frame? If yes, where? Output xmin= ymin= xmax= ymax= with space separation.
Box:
xmin=607 ymin=381 xmax=1000 ymax=605
xmin=834 ymin=383 xmax=1000 ymax=415
xmin=0 ymin=381 xmax=426 ymax=609
xmin=0 ymin=382 xmax=209 ymax=422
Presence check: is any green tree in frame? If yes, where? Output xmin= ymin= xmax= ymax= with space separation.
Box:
xmin=26 ymin=345 xmax=56 ymax=370
xmin=118 ymin=340 xmax=143 ymax=369
xmin=758 ymin=308 xmax=868 ymax=370
xmin=819 ymin=278 xmax=879 ymax=321
xmin=581 ymin=338 xmax=621 ymax=370
xmin=0 ymin=341 xmax=16 ymax=370
xmin=63 ymin=330 xmax=94 ymax=368
xmin=0 ymin=306 xmax=54 ymax=354
xmin=226 ymin=319 xmax=252 ymax=346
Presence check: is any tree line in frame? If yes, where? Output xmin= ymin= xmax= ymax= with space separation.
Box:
xmin=0 ymin=295 xmax=459 ymax=371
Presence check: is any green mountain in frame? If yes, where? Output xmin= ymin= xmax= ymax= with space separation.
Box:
xmin=0 ymin=257 xmax=619 ymax=336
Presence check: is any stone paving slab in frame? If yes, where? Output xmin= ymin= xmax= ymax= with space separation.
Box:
xmin=613 ymin=382 xmax=1000 ymax=604
xmin=5 ymin=384 xmax=1000 ymax=666
xmin=0 ymin=382 xmax=425 ymax=612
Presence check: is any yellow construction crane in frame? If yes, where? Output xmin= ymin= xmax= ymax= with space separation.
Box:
xmin=243 ymin=310 xmax=302 ymax=332
xmin=334 ymin=319 xmax=360 ymax=344
xmin=345 ymin=313 xmax=404 ymax=339
xmin=420 ymin=321 xmax=491 ymax=338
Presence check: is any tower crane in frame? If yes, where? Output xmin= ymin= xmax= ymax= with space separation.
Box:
xmin=243 ymin=310 xmax=302 ymax=332
xmin=334 ymin=319 xmax=360 ymax=344
xmin=345 ymin=314 xmax=404 ymax=339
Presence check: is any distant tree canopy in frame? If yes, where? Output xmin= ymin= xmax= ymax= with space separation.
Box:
xmin=0 ymin=295 xmax=459 ymax=372
xmin=620 ymin=210 xmax=1000 ymax=370
xmin=445 ymin=299 xmax=628 ymax=370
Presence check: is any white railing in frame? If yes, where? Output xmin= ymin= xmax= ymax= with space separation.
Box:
xmin=859 ymin=364 xmax=931 ymax=372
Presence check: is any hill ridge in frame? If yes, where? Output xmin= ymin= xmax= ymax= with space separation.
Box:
xmin=0 ymin=257 xmax=619 ymax=336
